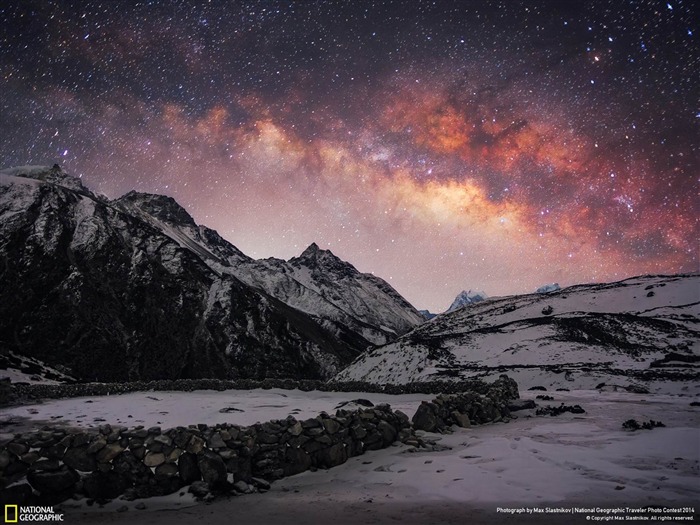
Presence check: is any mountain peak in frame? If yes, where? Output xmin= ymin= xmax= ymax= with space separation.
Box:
xmin=0 ymin=164 xmax=89 ymax=193
xmin=536 ymin=283 xmax=561 ymax=294
xmin=116 ymin=191 xmax=197 ymax=228
xmin=301 ymin=242 xmax=321 ymax=257
xmin=297 ymin=242 xmax=342 ymax=263
xmin=446 ymin=289 xmax=488 ymax=312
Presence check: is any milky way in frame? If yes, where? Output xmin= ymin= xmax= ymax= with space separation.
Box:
xmin=1 ymin=1 xmax=697 ymax=311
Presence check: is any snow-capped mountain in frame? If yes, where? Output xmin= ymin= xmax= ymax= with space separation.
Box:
xmin=446 ymin=289 xmax=488 ymax=312
xmin=418 ymin=310 xmax=437 ymax=320
xmin=0 ymin=165 xmax=422 ymax=382
xmin=335 ymin=274 xmax=700 ymax=393
xmin=115 ymin=195 xmax=424 ymax=345
xmin=536 ymin=283 xmax=561 ymax=294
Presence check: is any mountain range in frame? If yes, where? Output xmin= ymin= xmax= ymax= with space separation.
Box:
xmin=335 ymin=274 xmax=700 ymax=392
xmin=0 ymin=165 xmax=423 ymax=382
xmin=2 ymin=165 xmax=698 ymax=392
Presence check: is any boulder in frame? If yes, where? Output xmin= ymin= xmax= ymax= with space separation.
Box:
xmin=154 ymin=463 xmax=179 ymax=480
xmin=315 ymin=442 xmax=347 ymax=468
xmin=27 ymin=465 xmax=79 ymax=494
xmin=412 ymin=402 xmax=438 ymax=432
xmin=82 ymin=471 xmax=128 ymax=500
xmin=188 ymin=480 xmax=210 ymax=499
xmin=507 ymin=399 xmax=536 ymax=412
xmin=451 ymin=411 xmax=471 ymax=428
xmin=178 ymin=452 xmax=201 ymax=484
xmin=144 ymin=452 xmax=165 ymax=467
xmin=198 ymin=451 xmax=227 ymax=488
xmin=62 ymin=447 xmax=97 ymax=472
xmin=377 ymin=420 xmax=398 ymax=445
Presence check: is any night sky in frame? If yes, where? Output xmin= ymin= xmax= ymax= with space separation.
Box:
xmin=1 ymin=1 xmax=697 ymax=311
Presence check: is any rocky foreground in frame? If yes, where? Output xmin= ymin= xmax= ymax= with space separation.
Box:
xmin=0 ymin=377 xmax=518 ymax=507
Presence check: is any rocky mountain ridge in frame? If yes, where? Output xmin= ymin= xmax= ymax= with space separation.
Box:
xmin=0 ymin=165 xmax=423 ymax=382
xmin=335 ymin=274 xmax=700 ymax=393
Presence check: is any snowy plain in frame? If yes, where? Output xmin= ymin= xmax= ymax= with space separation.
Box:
xmin=2 ymin=388 xmax=697 ymax=525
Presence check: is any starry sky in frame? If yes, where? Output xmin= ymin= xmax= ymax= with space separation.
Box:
xmin=1 ymin=0 xmax=697 ymax=311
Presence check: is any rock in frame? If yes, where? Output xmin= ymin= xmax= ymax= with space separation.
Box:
xmin=63 ymin=447 xmax=97 ymax=472
xmin=112 ymin=451 xmax=151 ymax=482
xmin=377 ymin=420 xmax=398 ymax=444
xmin=96 ymin=443 xmax=124 ymax=463
xmin=287 ymin=422 xmax=303 ymax=436
xmin=198 ymin=451 xmax=227 ymax=488
xmin=154 ymin=463 xmax=179 ymax=479
xmin=283 ymin=448 xmax=312 ymax=476
xmin=322 ymin=419 xmax=341 ymax=434
xmin=315 ymin=434 xmax=332 ymax=445
xmin=188 ymin=481 xmax=210 ymax=499
xmin=507 ymin=399 xmax=536 ymax=412
xmin=83 ymin=471 xmax=128 ymax=500
xmin=144 ymin=452 xmax=165 ymax=467
xmin=315 ymin=442 xmax=347 ymax=468
xmin=86 ymin=437 xmax=107 ymax=454
xmin=0 ymin=483 xmax=33 ymax=507
xmin=153 ymin=434 xmax=172 ymax=446
xmin=27 ymin=465 xmax=79 ymax=493
xmin=178 ymin=453 xmax=201 ymax=484
xmin=412 ymin=402 xmax=438 ymax=432
xmin=7 ymin=442 xmax=29 ymax=456
xmin=207 ymin=433 xmax=226 ymax=449
xmin=350 ymin=424 xmax=367 ymax=439
xmin=186 ymin=435 xmax=205 ymax=454
xmin=166 ymin=448 xmax=182 ymax=462
xmin=233 ymin=480 xmax=253 ymax=494
xmin=451 ymin=411 xmax=471 ymax=428
xmin=301 ymin=418 xmax=321 ymax=429
xmin=257 ymin=432 xmax=278 ymax=444
xmin=250 ymin=477 xmax=271 ymax=491
xmin=0 ymin=451 xmax=11 ymax=469
xmin=29 ymin=459 xmax=61 ymax=472
xmin=135 ymin=502 xmax=146 ymax=510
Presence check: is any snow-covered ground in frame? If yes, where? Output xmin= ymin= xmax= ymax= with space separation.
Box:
xmin=0 ymin=388 xmax=434 ymax=432
xmin=5 ymin=388 xmax=695 ymax=525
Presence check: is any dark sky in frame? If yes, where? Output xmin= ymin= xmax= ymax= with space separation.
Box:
xmin=1 ymin=0 xmax=697 ymax=311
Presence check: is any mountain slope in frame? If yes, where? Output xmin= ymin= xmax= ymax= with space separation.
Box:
xmin=115 ymin=193 xmax=424 ymax=345
xmin=335 ymin=274 xmax=700 ymax=393
xmin=0 ymin=165 xmax=418 ymax=381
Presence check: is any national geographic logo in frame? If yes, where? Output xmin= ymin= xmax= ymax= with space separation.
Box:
xmin=4 ymin=506 xmax=64 ymax=522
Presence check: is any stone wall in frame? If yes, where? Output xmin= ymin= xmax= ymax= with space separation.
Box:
xmin=0 ymin=376 xmax=520 ymax=506
xmin=0 ymin=404 xmax=413 ymax=506
xmin=6 ymin=376 xmax=519 ymax=405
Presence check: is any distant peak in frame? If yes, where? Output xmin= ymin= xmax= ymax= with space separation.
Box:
xmin=298 ymin=242 xmax=341 ymax=260
xmin=301 ymin=242 xmax=320 ymax=256
xmin=292 ymin=242 xmax=355 ymax=274
xmin=446 ymin=289 xmax=488 ymax=312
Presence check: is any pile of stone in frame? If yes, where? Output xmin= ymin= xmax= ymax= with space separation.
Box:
xmin=1 ymin=375 xmax=521 ymax=506
xmin=0 ymin=404 xmax=413 ymax=506
xmin=410 ymin=375 xmax=519 ymax=433
xmin=535 ymin=404 xmax=585 ymax=416
xmin=7 ymin=376 xmax=519 ymax=405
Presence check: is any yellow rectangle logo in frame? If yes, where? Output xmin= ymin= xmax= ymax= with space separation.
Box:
xmin=5 ymin=504 xmax=18 ymax=523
